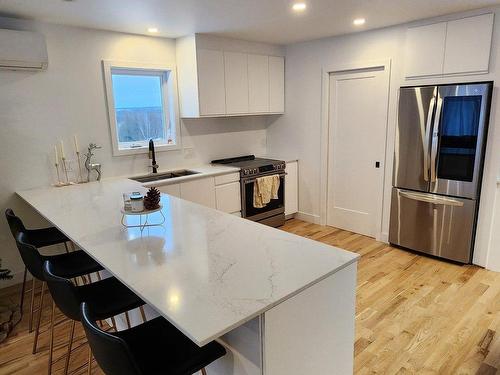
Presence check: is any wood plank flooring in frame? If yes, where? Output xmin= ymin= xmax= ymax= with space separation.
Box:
xmin=281 ymin=219 xmax=500 ymax=374
xmin=1 ymin=218 xmax=500 ymax=374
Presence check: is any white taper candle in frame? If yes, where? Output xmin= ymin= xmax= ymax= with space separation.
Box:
xmin=73 ymin=135 xmax=79 ymax=153
xmin=60 ymin=140 xmax=65 ymax=159
xmin=54 ymin=145 xmax=59 ymax=165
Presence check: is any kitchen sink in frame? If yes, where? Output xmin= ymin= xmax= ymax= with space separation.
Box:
xmin=130 ymin=169 xmax=199 ymax=183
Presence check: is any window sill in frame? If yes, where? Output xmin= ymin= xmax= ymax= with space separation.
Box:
xmin=112 ymin=143 xmax=181 ymax=157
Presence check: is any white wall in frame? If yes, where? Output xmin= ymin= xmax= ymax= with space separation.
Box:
xmin=267 ymin=7 xmax=500 ymax=270
xmin=0 ymin=18 xmax=268 ymax=285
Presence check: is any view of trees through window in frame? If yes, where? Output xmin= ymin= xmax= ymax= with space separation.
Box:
xmin=111 ymin=71 xmax=169 ymax=145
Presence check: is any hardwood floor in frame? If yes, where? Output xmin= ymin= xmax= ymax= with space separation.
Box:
xmin=282 ymin=219 xmax=500 ymax=374
xmin=1 ymin=218 xmax=500 ymax=374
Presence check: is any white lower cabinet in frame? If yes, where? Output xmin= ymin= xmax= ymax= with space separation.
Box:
xmin=216 ymin=181 xmax=241 ymax=214
xmin=157 ymin=184 xmax=181 ymax=198
xmin=180 ymin=177 xmax=216 ymax=209
xmin=154 ymin=173 xmax=242 ymax=215
xmin=285 ymin=161 xmax=298 ymax=216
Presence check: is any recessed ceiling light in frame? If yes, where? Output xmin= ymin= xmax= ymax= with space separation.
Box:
xmin=147 ymin=27 xmax=159 ymax=33
xmin=353 ymin=18 xmax=366 ymax=26
xmin=292 ymin=2 xmax=307 ymax=12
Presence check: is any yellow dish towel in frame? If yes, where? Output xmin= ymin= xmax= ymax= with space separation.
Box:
xmin=253 ymin=175 xmax=280 ymax=208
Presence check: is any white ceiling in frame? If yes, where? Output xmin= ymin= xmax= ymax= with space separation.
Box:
xmin=0 ymin=0 xmax=499 ymax=44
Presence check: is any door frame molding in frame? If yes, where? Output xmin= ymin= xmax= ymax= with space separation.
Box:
xmin=319 ymin=59 xmax=392 ymax=240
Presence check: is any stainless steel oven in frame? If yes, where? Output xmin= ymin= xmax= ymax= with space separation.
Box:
xmin=241 ymin=170 xmax=286 ymax=227
xmin=211 ymin=155 xmax=286 ymax=227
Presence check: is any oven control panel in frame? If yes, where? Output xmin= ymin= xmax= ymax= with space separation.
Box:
xmin=242 ymin=162 xmax=286 ymax=176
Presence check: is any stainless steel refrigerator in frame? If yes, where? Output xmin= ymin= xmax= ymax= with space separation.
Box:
xmin=389 ymin=82 xmax=493 ymax=263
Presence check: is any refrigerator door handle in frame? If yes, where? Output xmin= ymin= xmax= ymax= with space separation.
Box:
xmin=430 ymin=97 xmax=443 ymax=182
xmin=423 ymin=96 xmax=435 ymax=182
xmin=399 ymin=190 xmax=464 ymax=207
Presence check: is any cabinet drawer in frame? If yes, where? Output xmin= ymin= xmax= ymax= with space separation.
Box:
xmin=215 ymin=172 xmax=240 ymax=185
xmin=216 ymin=182 xmax=241 ymax=213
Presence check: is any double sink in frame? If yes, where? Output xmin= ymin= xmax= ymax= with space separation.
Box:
xmin=130 ymin=169 xmax=199 ymax=183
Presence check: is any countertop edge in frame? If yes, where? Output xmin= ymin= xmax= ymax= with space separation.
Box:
xmin=195 ymin=255 xmax=359 ymax=346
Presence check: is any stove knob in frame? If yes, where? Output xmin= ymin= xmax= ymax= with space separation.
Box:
xmin=254 ymin=168 xmax=258 ymax=174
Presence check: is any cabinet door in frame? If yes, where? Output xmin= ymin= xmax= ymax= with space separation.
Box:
xmin=216 ymin=182 xmax=241 ymax=213
xmin=443 ymin=14 xmax=494 ymax=75
xmin=197 ymin=49 xmax=226 ymax=116
xmin=157 ymin=184 xmax=181 ymax=198
xmin=404 ymin=22 xmax=446 ymax=77
xmin=269 ymin=56 xmax=285 ymax=113
xmin=224 ymin=51 xmax=249 ymax=114
xmin=180 ymin=177 xmax=216 ymax=208
xmin=248 ymin=54 xmax=269 ymax=113
xmin=285 ymin=161 xmax=298 ymax=216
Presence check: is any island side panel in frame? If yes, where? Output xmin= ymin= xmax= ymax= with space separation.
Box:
xmin=262 ymin=262 xmax=357 ymax=375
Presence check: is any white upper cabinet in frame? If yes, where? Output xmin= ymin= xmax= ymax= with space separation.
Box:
xmin=269 ymin=56 xmax=285 ymax=113
xmin=176 ymin=34 xmax=285 ymax=118
xmin=405 ymin=22 xmax=447 ymax=78
xmin=197 ymin=49 xmax=226 ymax=116
xmin=224 ymin=51 xmax=249 ymax=114
xmin=443 ymin=13 xmax=494 ymax=75
xmin=248 ymin=54 xmax=270 ymax=113
xmin=404 ymin=13 xmax=494 ymax=78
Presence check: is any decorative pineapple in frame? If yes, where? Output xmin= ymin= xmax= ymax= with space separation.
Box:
xmin=143 ymin=187 xmax=161 ymax=210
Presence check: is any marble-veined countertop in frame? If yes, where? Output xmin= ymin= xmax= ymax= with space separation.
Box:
xmin=17 ymin=177 xmax=358 ymax=346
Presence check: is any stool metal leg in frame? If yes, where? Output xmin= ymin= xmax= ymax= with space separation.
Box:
xmin=64 ymin=241 xmax=69 ymax=253
xmin=87 ymin=346 xmax=93 ymax=375
xmin=64 ymin=320 xmax=76 ymax=375
xmin=32 ymin=281 xmax=46 ymax=354
xmin=29 ymin=278 xmax=36 ymax=332
xmin=19 ymin=267 xmax=27 ymax=314
xmin=140 ymin=306 xmax=147 ymax=323
xmin=47 ymin=300 xmax=56 ymax=375
xmin=201 ymin=368 xmax=207 ymax=375
xmin=125 ymin=311 xmax=132 ymax=329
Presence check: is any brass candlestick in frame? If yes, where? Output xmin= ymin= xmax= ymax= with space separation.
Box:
xmin=76 ymin=151 xmax=85 ymax=183
xmin=61 ymin=157 xmax=70 ymax=184
xmin=53 ymin=162 xmax=69 ymax=187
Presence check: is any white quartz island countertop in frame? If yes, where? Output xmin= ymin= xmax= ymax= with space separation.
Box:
xmin=17 ymin=178 xmax=358 ymax=347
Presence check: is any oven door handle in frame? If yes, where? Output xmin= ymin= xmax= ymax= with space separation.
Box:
xmin=243 ymin=173 xmax=287 ymax=184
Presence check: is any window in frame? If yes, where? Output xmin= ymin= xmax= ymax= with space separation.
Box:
xmin=103 ymin=61 xmax=180 ymax=156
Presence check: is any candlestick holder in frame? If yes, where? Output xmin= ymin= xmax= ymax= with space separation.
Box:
xmin=53 ymin=162 xmax=70 ymax=187
xmin=75 ymin=151 xmax=86 ymax=184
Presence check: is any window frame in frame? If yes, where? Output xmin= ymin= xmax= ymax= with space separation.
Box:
xmin=102 ymin=60 xmax=181 ymax=156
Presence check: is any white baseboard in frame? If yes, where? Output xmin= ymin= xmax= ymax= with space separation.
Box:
xmin=295 ymin=211 xmax=321 ymax=224
xmin=377 ymin=232 xmax=389 ymax=243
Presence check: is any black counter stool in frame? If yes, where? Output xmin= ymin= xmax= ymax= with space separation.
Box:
xmin=14 ymin=232 xmax=104 ymax=357
xmin=43 ymin=260 xmax=146 ymax=375
xmin=5 ymin=208 xmax=71 ymax=330
xmin=80 ymin=302 xmax=227 ymax=375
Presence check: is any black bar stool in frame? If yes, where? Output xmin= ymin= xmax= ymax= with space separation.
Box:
xmin=5 ymin=208 xmax=71 ymax=330
xmin=43 ymin=260 xmax=146 ymax=375
xmin=80 ymin=302 xmax=227 ymax=375
xmin=14 ymin=232 xmax=104 ymax=357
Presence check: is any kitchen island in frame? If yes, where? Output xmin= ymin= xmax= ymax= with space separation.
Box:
xmin=17 ymin=178 xmax=359 ymax=375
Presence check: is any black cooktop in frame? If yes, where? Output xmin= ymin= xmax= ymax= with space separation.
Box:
xmin=211 ymin=155 xmax=285 ymax=176
xmin=211 ymin=155 xmax=282 ymax=168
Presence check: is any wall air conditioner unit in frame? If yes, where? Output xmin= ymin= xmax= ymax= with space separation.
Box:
xmin=0 ymin=29 xmax=48 ymax=71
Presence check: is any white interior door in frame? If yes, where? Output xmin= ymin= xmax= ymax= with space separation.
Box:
xmin=327 ymin=66 xmax=389 ymax=237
